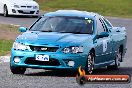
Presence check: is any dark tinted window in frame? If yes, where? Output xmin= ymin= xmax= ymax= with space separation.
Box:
xmin=30 ymin=16 xmax=94 ymax=34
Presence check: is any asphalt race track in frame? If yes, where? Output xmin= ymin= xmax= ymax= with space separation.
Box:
xmin=0 ymin=15 xmax=132 ymax=88
xmin=0 ymin=15 xmax=37 ymax=27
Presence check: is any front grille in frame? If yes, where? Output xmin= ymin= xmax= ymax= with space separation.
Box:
xmin=27 ymin=6 xmax=32 ymax=8
xmin=30 ymin=46 xmax=59 ymax=52
xmin=25 ymin=57 xmax=60 ymax=66
xmin=18 ymin=10 xmax=35 ymax=14
xmin=21 ymin=6 xmax=32 ymax=8
xmin=21 ymin=6 xmax=26 ymax=8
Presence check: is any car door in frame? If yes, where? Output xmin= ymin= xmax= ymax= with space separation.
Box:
xmin=102 ymin=17 xmax=115 ymax=61
xmin=94 ymin=17 xmax=113 ymax=66
xmin=0 ymin=0 xmax=3 ymax=13
xmin=0 ymin=0 xmax=5 ymax=14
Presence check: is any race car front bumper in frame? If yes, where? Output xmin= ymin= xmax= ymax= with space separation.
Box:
xmin=8 ymin=7 xmax=39 ymax=16
xmin=10 ymin=49 xmax=87 ymax=71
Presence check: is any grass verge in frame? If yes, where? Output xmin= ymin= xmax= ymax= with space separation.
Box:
xmin=0 ymin=40 xmax=13 ymax=56
xmin=0 ymin=24 xmax=19 ymax=56
xmin=36 ymin=0 xmax=132 ymax=18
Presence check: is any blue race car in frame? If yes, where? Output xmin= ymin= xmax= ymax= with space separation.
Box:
xmin=10 ymin=10 xmax=127 ymax=74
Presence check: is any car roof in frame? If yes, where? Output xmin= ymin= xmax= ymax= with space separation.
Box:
xmin=44 ymin=10 xmax=100 ymax=19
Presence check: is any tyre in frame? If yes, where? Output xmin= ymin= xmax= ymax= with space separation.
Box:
xmin=3 ymin=5 xmax=8 ymax=17
xmin=76 ymin=76 xmax=86 ymax=85
xmin=85 ymin=51 xmax=95 ymax=74
xmin=10 ymin=65 xmax=26 ymax=74
xmin=107 ymin=49 xmax=122 ymax=70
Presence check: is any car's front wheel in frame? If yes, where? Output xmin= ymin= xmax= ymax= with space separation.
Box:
xmin=86 ymin=51 xmax=95 ymax=74
xmin=10 ymin=66 xmax=26 ymax=74
xmin=3 ymin=5 xmax=8 ymax=17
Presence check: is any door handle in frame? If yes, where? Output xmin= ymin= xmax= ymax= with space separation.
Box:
xmin=116 ymin=30 xmax=120 ymax=32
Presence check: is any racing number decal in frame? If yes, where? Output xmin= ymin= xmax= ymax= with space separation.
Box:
xmin=103 ymin=40 xmax=107 ymax=52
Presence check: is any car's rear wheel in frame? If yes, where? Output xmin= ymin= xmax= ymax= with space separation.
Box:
xmin=107 ymin=49 xmax=122 ymax=70
xmin=86 ymin=51 xmax=95 ymax=74
xmin=3 ymin=5 xmax=8 ymax=17
xmin=10 ymin=66 xmax=26 ymax=74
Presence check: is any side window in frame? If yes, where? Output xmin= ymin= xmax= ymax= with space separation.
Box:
xmin=103 ymin=18 xmax=113 ymax=28
xmin=97 ymin=18 xmax=105 ymax=34
xmin=99 ymin=18 xmax=108 ymax=32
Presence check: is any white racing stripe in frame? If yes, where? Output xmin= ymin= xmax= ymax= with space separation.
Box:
xmin=0 ymin=56 xmax=10 ymax=63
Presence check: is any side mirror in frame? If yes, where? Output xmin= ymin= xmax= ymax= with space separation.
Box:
xmin=19 ymin=27 xmax=27 ymax=32
xmin=97 ymin=32 xmax=109 ymax=38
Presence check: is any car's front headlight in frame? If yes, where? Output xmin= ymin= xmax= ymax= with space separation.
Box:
xmin=13 ymin=42 xmax=30 ymax=51
xmin=14 ymin=5 xmax=19 ymax=8
xmin=63 ymin=46 xmax=83 ymax=54
xmin=33 ymin=6 xmax=38 ymax=9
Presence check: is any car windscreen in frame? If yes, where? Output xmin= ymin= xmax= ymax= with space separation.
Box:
xmin=30 ymin=16 xmax=94 ymax=34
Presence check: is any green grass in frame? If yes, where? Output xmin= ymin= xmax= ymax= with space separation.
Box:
xmin=36 ymin=0 xmax=132 ymax=18
xmin=0 ymin=39 xmax=13 ymax=56
xmin=0 ymin=24 xmax=19 ymax=33
xmin=0 ymin=24 xmax=19 ymax=56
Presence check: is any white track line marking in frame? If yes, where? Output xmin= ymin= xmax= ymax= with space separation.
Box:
xmin=0 ymin=56 xmax=10 ymax=63
xmin=10 ymin=24 xmax=20 ymax=27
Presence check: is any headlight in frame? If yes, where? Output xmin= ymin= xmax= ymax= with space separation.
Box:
xmin=14 ymin=5 xmax=19 ymax=8
xmin=13 ymin=42 xmax=30 ymax=51
xmin=63 ymin=46 xmax=83 ymax=54
xmin=33 ymin=6 xmax=38 ymax=9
